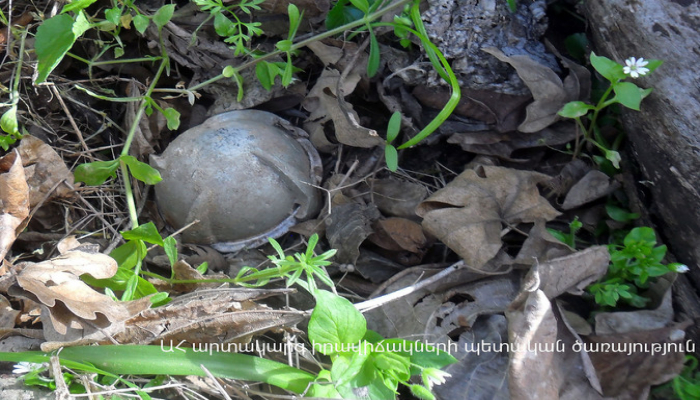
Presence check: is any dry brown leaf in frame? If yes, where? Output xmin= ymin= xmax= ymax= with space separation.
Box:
xmin=532 ymin=246 xmax=609 ymax=299
xmin=0 ymin=294 xmax=18 ymax=328
xmin=303 ymin=68 xmax=383 ymax=150
xmin=117 ymin=288 xmax=304 ymax=345
xmin=584 ymin=321 xmax=691 ymax=398
xmin=325 ymin=202 xmax=380 ymax=265
xmin=0 ymin=150 xmax=29 ymax=262
xmin=171 ymin=259 xmax=228 ymax=293
xmin=416 ymin=165 xmax=560 ymax=271
xmin=367 ymin=218 xmax=429 ymax=265
xmin=511 ymin=219 xmax=573 ymax=267
xmin=16 ymin=135 xmax=74 ymax=206
xmin=562 ymin=170 xmax=620 ymax=210
xmin=483 ymin=48 xmax=580 ymax=133
xmin=369 ymin=178 xmax=429 ymax=219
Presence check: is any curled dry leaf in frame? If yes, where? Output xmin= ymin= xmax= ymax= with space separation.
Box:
xmin=562 ymin=170 xmax=620 ymax=210
xmin=17 ymin=135 xmax=74 ymax=206
xmin=369 ymin=178 xmax=429 ymax=219
xmin=325 ymin=202 xmax=380 ymax=265
xmin=511 ymin=219 xmax=573 ymax=268
xmin=367 ymin=218 xmax=430 ymax=266
xmin=482 ymin=48 xmax=583 ymax=133
xmin=303 ymin=68 xmax=383 ymax=150
xmin=0 ymin=294 xmax=19 ymax=328
xmin=416 ymin=165 xmax=560 ymax=271
xmin=531 ymin=245 xmax=609 ymax=299
xmin=0 ymin=150 xmax=29 ymax=262
xmin=8 ymin=245 xmax=152 ymax=348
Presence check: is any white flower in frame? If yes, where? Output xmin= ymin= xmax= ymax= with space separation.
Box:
xmin=13 ymin=362 xmax=43 ymax=375
xmin=673 ymin=264 xmax=690 ymax=273
xmin=422 ymin=368 xmax=452 ymax=390
xmin=623 ymin=57 xmax=650 ymax=78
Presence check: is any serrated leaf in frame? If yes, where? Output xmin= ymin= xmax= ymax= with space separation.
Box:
xmin=120 ymin=155 xmax=162 ymax=185
xmin=133 ymin=14 xmax=149 ymax=34
xmin=121 ymin=222 xmax=164 ymax=246
xmin=385 ymin=145 xmax=398 ymax=172
xmin=367 ymin=30 xmax=380 ymax=77
xmin=153 ymin=4 xmax=175 ymax=29
xmin=161 ymin=107 xmax=181 ymax=130
xmin=35 ymin=14 xmax=77 ymax=84
xmin=74 ymin=159 xmax=120 ymax=185
xmin=308 ymin=290 xmax=366 ymax=354
xmin=1 ymin=105 xmax=19 ymax=135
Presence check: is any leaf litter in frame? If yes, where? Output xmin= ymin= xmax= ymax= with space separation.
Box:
xmin=0 ymin=1 xmax=692 ymax=398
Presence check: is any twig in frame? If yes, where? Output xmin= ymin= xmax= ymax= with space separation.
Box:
xmin=50 ymin=85 xmax=92 ymax=157
xmin=354 ymin=260 xmax=465 ymax=313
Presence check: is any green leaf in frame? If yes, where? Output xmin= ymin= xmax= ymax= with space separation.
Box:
xmin=612 ymin=81 xmax=643 ymax=110
xmin=605 ymin=149 xmax=621 ymax=169
xmin=163 ymin=236 xmax=177 ymax=267
xmin=605 ymin=204 xmax=639 ymax=222
xmin=385 ymin=144 xmax=398 ymax=172
xmin=121 ymin=222 xmax=164 ymax=246
xmin=255 ymin=61 xmax=276 ymax=90
xmin=325 ymin=0 xmax=363 ymax=30
xmin=506 ymin=0 xmax=517 ymax=13
xmin=133 ymin=14 xmax=150 ymax=35
xmin=105 ymin=7 xmax=122 ymax=25
xmin=222 ymin=65 xmax=236 ymax=78
xmin=331 ymin=352 xmax=371 ymax=387
xmin=161 ymin=107 xmax=181 ymax=130
xmin=214 ymin=12 xmax=234 ymax=36
xmin=72 ymin=11 xmax=92 ymax=36
xmin=287 ymin=3 xmax=301 ymax=39
xmin=386 ymin=111 xmax=401 ymax=143
xmin=590 ymin=52 xmax=625 ymax=82
xmin=35 ymin=14 xmax=77 ymax=84
xmin=61 ymin=0 xmax=99 ymax=13
xmin=564 ymin=33 xmax=588 ymax=62
xmin=410 ymin=384 xmax=436 ymax=400
xmin=281 ymin=60 xmax=293 ymax=87
xmin=644 ymin=59 xmax=663 ymax=74
xmin=74 ymin=159 xmax=120 ymax=185
xmin=349 ymin=0 xmax=369 ymax=13
xmin=625 ymin=227 xmax=656 ymax=248
xmin=120 ymin=155 xmax=162 ymax=184
xmin=558 ymin=101 xmax=594 ymax=118
xmin=367 ymin=29 xmax=380 ymax=77
xmin=309 ymin=290 xmax=366 ymax=354
xmin=196 ymin=262 xmax=208 ymax=274
xmin=153 ymin=4 xmax=175 ymax=29
xmin=275 ymin=39 xmax=293 ymax=52
xmin=1 ymin=105 xmax=19 ymax=135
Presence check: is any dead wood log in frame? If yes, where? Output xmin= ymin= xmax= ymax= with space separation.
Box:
xmin=583 ymin=0 xmax=700 ymax=347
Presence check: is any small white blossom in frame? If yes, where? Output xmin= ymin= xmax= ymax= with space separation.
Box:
xmin=13 ymin=362 xmax=43 ymax=375
xmin=623 ymin=57 xmax=650 ymax=78
xmin=674 ymin=264 xmax=690 ymax=273
xmin=422 ymin=368 xmax=451 ymax=390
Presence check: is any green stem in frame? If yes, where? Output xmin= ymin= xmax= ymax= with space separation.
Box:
xmin=187 ymin=0 xmax=412 ymax=92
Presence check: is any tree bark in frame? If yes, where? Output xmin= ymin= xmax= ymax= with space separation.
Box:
xmin=583 ymin=0 xmax=700 ymax=341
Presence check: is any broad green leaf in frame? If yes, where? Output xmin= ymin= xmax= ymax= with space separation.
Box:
xmin=605 ymin=204 xmax=639 ymax=222
xmin=605 ymin=149 xmax=621 ymax=169
xmin=644 ymin=59 xmax=663 ymax=74
xmin=114 ymin=46 xmax=125 ymax=58
xmin=309 ymin=290 xmax=366 ymax=354
xmin=373 ymin=351 xmax=411 ymax=380
xmin=163 ymin=236 xmax=177 ymax=266
xmin=161 ymin=107 xmax=181 ymax=130
xmin=255 ymin=61 xmax=275 ymax=90
xmin=72 ymin=11 xmax=92 ymax=36
xmin=35 ymin=14 xmax=77 ymax=83
xmin=153 ymin=4 xmax=175 ymax=29
xmin=214 ymin=12 xmax=234 ymax=36
xmin=558 ymin=101 xmax=594 ymax=118
xmin=133 ymin=14 xmax=150 ymax=34
xmin=612 ymin=81 xmax=643 ymax=110
xmin=149 ymin=291 xmax=170 ymax=306
xmin=381 ymin=339 xmax=457 ymax=372
xmin=61 ymin=0 xmax=98 ymax=13
xmin=590 ymin=52 xmax=625 ymax=82
xmin=121 ymin=222 xmax=164 ymax=246
xmin=120 ymin=155 xmax=162 ymax=184
xmin=624 ymin=227 xmax=656 ymax=248
xmin=74 ymin=159 xmax=120 ymax=185
xmin=325 ymin=0 xmax=363 ymax=30
xmin=105 ymin=7 xmax=121 ymax=25
xmin=349 ymin=0 xmax=369 ymax=13
xmin=331 ymin=352 xmax=371 ymax=387
xmin=109 ymin=240 xmax=143 ymax=270
xmin=367 ymin=29 xmax=380 ymax=77
xmin=386 ymin=111 xmax=401 ymax=143
xmin=1 ymin=105 xmax=19 ymax=135
xmin=275 ymin=39 xmax=293 ymax=52
xmin=385 ymin=145 xmax=398 ymax=172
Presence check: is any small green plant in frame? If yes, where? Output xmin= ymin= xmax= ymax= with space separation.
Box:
xmin=384 ymin=111 xmax=401 ymax=171
xmin=653 ymin=355 xmax=700 ymax=400
xmin=587 ymin=227 xmax=688 ymax=308
xmin=547 ymin=217 xmax=583 ymax=249
xmin=558 ymin=53 xmax=662 ymax=169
